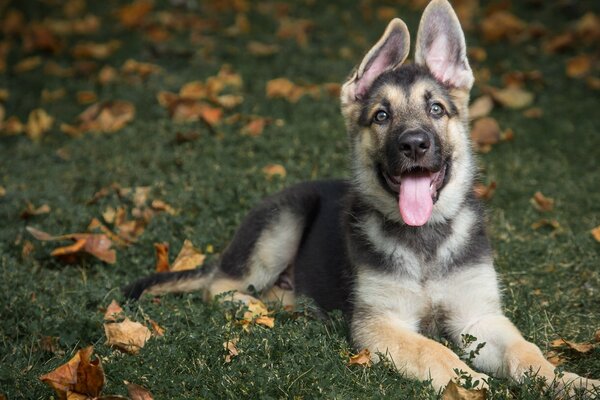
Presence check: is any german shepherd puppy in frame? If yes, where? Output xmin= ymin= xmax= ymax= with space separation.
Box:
xmin=125 ymin=0 xmax=599 ymax=395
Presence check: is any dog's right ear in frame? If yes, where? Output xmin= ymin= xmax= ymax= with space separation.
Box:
xmin=342 ymin=18 xmax=410 ymax=102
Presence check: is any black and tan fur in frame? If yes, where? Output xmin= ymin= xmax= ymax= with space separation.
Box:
xmin=124 ymin=0 xmax=599 ymax=395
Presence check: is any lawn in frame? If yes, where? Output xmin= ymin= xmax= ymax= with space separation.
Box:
xmin=1 ymin=0 xmax=599 ymax=399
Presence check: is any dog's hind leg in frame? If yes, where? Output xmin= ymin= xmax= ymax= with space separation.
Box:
xmin=207 ymin=186 xmax=320 ymax=306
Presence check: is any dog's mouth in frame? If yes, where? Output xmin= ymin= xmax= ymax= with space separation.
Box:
xmin=379 ymin=162 xmax=449 ymax=226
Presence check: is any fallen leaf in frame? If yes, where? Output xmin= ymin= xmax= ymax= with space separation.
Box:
xmin=0 ymin=88 xmax=9 ymax=102
xmin=550 ymin=338 xmax=595 ymax=354
xmin=171 ymin=239 xmax=205 ymax=271
xmin=76 ymin=91 xmax=97 ymax=104
xmin=68 ymin=100 xmax=135 ymax=134
xmin=471 ymin=117 xmax=500 ymax=151
xmin=0 ymin=186 xmax=5 ymax=198
xmin=215 ymin=94 xmax=244 ymax=109
xmin=263 ymin=164 xmax=286 ymax=180
xmin=98 ymin=65 xmax=118 ymax=85
xmin=566 ymin=55 xmax=592 ymax=79
xmin=26 ymin=226 xmax=117 ymax=264
xmin=14 ymin=56 xmax=42 ymax=73
xmin=42 ymin=88 xmax=67 ymax=103
xmin=531 ymin=219 xmax=561 ymax=231
xmin=126 ymin=382 xmax=154 ymax=400
xmin=442 ymin=380 xmax=487 ymax=400
xmin=121 ymin=59 xmax=162 ymax=78
xmin=2 ymin=116 xmax=24 ymax=135
xmin=39 ymin=346 xmax=104 ymax=400
xmin=594 ymin=329 xmax=600 ymax=342
xmin=148 ymin=319 xmax=165 ymax=337
xmin=523 ymin=107 xmax=543 ymax=119
xmin=586 ymin=76 xmax=600 ymax=91
xmin=530 ymin=191 xmax=554 ymax=212
xmin=21 ymin=202 xmax=51 ymax=219
xmin=151 ymin=200 xmax=176 ymax=215
xmin=348 ymin=349 xmax=372 ymax=367
xmin=223 ymin=338 xmax=239 ymax=363
xmin=247 ymin=41 xmax=280 ymax=56
xmin=26 ymin=109 xmax=54 ymax=141
xmin=468 ymin=47 xmax=487 ymax=63
xmin=266 ymin=78 xmax=317 ymax=103
xmin=104 ymin=317 xmax=151 ymax=354
xmin=255 ymin=315 xmax=275 ymax=328
xmin=473 ymin=181 xmax=497 ymax=200
xmin=592 ymin=226 xmax=600 ymax=243
xmin=480 ymin=10 xmax=526 ymax=43
xmin=44 ymin=61 xmax=75 ymax=78
xmin=117 ymin=0 xmax=153 ymax=28
xmin=154 ymin=242 xmax=170 ymax=272
xmin=575 ymin=12 xmax=600 ymax=43
xmin=276 ymin=18 xmax=314 ymax=47
xmin=544 ymin=32 xmax=575 ymax=54
xmin=241 ymin=117 xmax=268 ymax=137
xmin=488 ymin=86 xmax=534 ymax=109
xmin=469 ymin=96 xmax=494 ymax=120
xmin=103 ymin=300 xmax=125 ymax=322
xmin=72 ymin=40 xmax=121 ymax=59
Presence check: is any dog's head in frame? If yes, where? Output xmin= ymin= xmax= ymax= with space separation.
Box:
xmin=341 ymin=0 xmax=475 ymax=227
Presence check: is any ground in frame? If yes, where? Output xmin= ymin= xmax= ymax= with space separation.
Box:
xmin=0 ymin=0 xmax=599 ymax=399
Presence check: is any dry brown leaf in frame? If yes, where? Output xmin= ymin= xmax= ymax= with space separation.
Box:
xmin=523 ymin=107 xmax=543 ymax=119
xmin=121 ymin=59 xmax=161 ymax=78
xmin=76 ymin=91 xmax=97 ymax=105
xmin=469 ymin=96 xmax=494 ymax=120
xmin=42 ymin=88 xmax=67 ymax=103
xmin=26 ymin=226 xmax=117 ymax=264
xmin=98 ymin=65 xmax=118 ymax=85
xmin=442 ymin=380 xmax=487 ymax=400
xmin=474 ymin=181 xmax=497 ymax=200
xmin=72 ymin=40 xmax=121 ymax=59
xmin=348 ymin=348 xmax=372 ymax=367
xmin=550 ymin=338 xmax=595 ymax=354
xmin=117 ymin=0 xmax=153 ymax=28
xmin=471 ymin=117 xmax=500 ymax=151
xmin=530 ymin=191 xmax=554 ymax=212
xmin=575 ymin=12 xmax=600 ymax=43
xmin=224 ymin=338 xmax=239 ymax=363
xmin=104 ymin=317 xmax=151 ymax=354
xmin=21 ymin=202 xmax=51 ymax=219
xmin=154 ymin=242 xmax=170 ymax=273
xmin=215 ymin=94 xmax=244 ymax=109
xmin=179 ymin=81 xmax=207 ymax=100
xmin=126 ymin=382 xmax=154 ymax=400
xmin=2 ymin=9 xmax=25 ymax=36
xmin=247 ymin=41 xmax=280 ymax=57
xmin=488 ymin=86 xmax=534 ymax=109
xmin=255 ymin=315 xmax=275 ymax=328
xmin=148 ymin=319 xmax=165 ymax=337
xmin=276 ymin=18 xmax=314 ymax=47
xmin=39 ymin=346 xmax=105 ymax=400
xmin=263 ymin=164 xmax=286 ymax=180
xmin=586 ymin=77 xmax=600 ymax=91
xmin=68 ymin=100 xmax=135 ymax=134
xmin=544 ymin=32 xmax=575 ymax=54
xmin=468 ymin=47 xmax=487 ymax=63
xmin=14 ymin=56 xmax=42 ymax=73
xmin=171 ymin=239 xmax=205 ymax=271
xmin=2 ymin=116 xmax=24 ymax=135
xmin=151 ymin=200 xmax=177 ymax=215
xmin=566 ymin=55 xmax=592 ymax=79
xmin=26 ymin=109 xmax=54 ymax=141
xmin=531 ymin=219 xmax=561 ymax=231
xmin=241 ymin=117 xmax=268 ymax=137
xmin=44 ymin=62 xmax=75 ymax=78
xmin=594 ymin=330 xmax=600 ymax=342
xmin=480 ymin=10 xmax=526 ymax=43
xmin=104 ymin=300 xmax=125 ymax=322
xmin=592 ymin=226 xmax=600 ymax=243
xmin=0 ymin=186 xmax=5 ymax=198
xmin=266 ymin=78 xmax=319 ymax=103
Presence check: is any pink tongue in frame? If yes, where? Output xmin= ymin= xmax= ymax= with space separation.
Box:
xmin=399 ymin=173 xmax=433 ymax=226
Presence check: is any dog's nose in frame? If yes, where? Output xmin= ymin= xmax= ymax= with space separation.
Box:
xmin=398 ymin=130 xmax=431 ymax=161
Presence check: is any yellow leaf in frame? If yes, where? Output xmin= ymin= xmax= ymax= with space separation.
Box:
xmin=530 ymin=191 xmax=554 ymax=212
xmin=263 ymin=164 xmax=286 ymax=180
xmin=488 ymin=86 xmax=534 ymax=110
xmin=171 ymin=239 xmax=205 ymax=271
xmin=26 ymin=109 xmax=54 ymax=141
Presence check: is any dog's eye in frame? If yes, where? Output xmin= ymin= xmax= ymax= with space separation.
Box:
xmin=373 ymin=110 xmax=389 ymax=124
xmin=429 ymin=103 xmax=445 ymax=118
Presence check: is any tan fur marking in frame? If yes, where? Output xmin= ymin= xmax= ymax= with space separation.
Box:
xmin=206 ymin=277 xmax=257 ymax=305
xmin=352 ymin=315 xmax=488 ymax=390
xmin=261 ymin=286 xmax=296 ymax=308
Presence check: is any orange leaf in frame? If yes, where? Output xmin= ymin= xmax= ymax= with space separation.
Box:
xmin=530 ymin=191 xmax=554 ymax=212
xmin=117 ymin=0 xmax=153 ymax=28
xmin=104 ymin=300 xmax=125 ymax=322
xmin=550 ymin=338 xmax=595 ymax=354
xmin=223 ymin=338 xmax=239 ymax=363
xmin=566 ymin=55 xmax=592 ymax=79
xmin=148 ymin=319 xmax=165 ymax=337
xmin=473 ymin=181 xmax=497 ymax=200
xmin=154 ymin=242 xmax=170 ymax=273
xmin=75 ymin=100 xmax=135 ymax=134
xmin=348 ymin=348 xmax=372 ymax=367
xmin=262 ymin=164 xmax=286 ymax=180
xmin=72 ymin=40 xmax=121 ymax=59
xmin=592 ymin=226 xmax=600 ymax=243
xmin=255 ymin=315 xmax=275 ymax=328
xmin=241 ymin=117 xmax=267 ymax=137
xmin=39 ymin=346 xmax=104 ymax=400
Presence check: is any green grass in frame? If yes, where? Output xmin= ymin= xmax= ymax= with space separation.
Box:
xmin=1 ymin=0 xmax=599 ymax=398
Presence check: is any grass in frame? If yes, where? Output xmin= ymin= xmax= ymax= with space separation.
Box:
xmin=1 ymin=0 xmax=599 ymax=398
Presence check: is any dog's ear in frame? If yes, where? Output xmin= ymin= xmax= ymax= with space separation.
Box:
xmin=415 ymin=0 xmax=473 ymax=90
xmin=344 ymin=18 xmax=410 ymax=101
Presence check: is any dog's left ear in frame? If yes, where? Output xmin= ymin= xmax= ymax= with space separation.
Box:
xmin=415 ymin=0 xmax=474 ymax=90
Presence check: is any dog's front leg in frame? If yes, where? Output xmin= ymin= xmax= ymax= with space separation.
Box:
xmin=352 ymin=271 xmax=489 ymax=391
xmin=441 ymin=265 xmax=600 ymax=396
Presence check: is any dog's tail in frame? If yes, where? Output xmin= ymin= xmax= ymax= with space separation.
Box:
xmin=122 ymin=264 xmax=216 ymax=300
